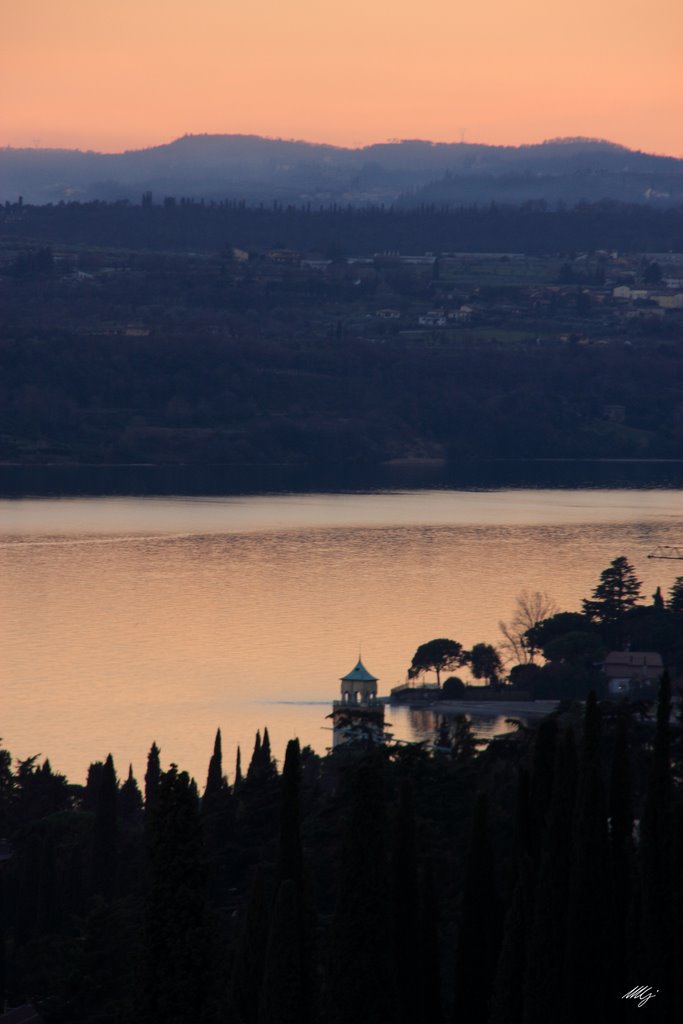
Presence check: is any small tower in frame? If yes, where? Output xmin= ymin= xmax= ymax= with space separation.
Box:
xmin=332 ymin=658 xmax=385 ymax=748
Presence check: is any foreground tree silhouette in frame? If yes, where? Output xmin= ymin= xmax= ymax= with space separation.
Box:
xmin=640 ymin=672 xmax=674 ymax=1017
xmin=562 ymin=693 xmax=613 ymax=1023
xmin=325 ymin=754 xmax=397 ymax=1024
xmin=231 ymin=865 xmax=271 ymax=1024
xmin=608 ymin=704 xmax=634 ymax=988
xmin=144 ymin=742 xmax=161 ymax=816
xmin=392 ymin=779 xmax=420 ymax=1024
xmin=453 ymin=793 xmax=503 ymax=1024
xmin=523 ymin=727 xmax=577 ymax=1024
xmin=142 ymin=765 xmax=210 ymax=1024
xmin=91 ymin=754 xmax=118 ymax=901
xmin=258 ymin=880 xmax=303 ymax=1024
xmin=202 ymin=728 xmax=226 ymax=816
xmin=275 ymin=739 xmax=303 ymax=892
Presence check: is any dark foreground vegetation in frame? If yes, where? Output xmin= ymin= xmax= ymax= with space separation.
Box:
xmin=1 ymin=677 xmax=682 ymax=1023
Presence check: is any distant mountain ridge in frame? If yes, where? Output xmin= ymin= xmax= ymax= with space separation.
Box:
xmin=2 ymin=134 xmax=682 ymax=206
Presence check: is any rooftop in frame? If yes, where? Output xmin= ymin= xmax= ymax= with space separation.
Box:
xmin=340 ymin=659 xmax=378 ymax=683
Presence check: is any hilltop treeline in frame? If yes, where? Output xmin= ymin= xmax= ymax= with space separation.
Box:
xmin=2 ymin=198 xmax=682 ymax=255
xmin=1 ymin=681 xmax=681 ymax=1022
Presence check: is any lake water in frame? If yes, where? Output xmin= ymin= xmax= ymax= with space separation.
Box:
xmin=1 ymin=488 xmax=681 ymax=786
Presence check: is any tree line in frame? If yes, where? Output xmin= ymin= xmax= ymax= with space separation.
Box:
xmin=1 ymin=669 xmax=682 ymax=1021
xmin=407 ymin=558 xmax=683 ymax=700
xmin=3 ymin=198 xmax=682 ymax=255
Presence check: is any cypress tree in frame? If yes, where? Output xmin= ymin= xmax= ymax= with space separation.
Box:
xmin=273 ymin=738 xmax=317 ymax=1024
xmin=247 ymin=731 xmax=262 ymax=782
xmin=523 ymin=727 xmax=577 ymax=1024
xmin=562 ymin=694 xmax=613 ymax=1022
xmin=639 ymin=672 xmax=673 ymax=1013
xmin=528 ymin=717 xmax=557 ymax=863
xmin=258 ymin=880 xmax=303 ymax=1024
xmin=83 ymin=760 xmax=104 ymax=813
xmin=231 ymin=865 xmax=272 ymax=1024
xmin=119 ymin=764 xmax=143 ymax=823
xmin=142 ymin=765 xmax=209 ymax=1024
xmin=261 ymin=727 xmax=275 ymax=778
xmin=491 ymin=881 xmax=528 ymax=1024
xmin=234 ymin=746 xmax=243 ymax=791
xmin=490 ymin=768 xmax=533 ymax=1024
xmin=453 ymin=793 xmax=503 ymax=1024
xmin=392 ymin=779 xmax=420 ymax=1024
xmin=275 ymin=739 xmax=303 ymax=892
xmin=91 ymin=753 xmax=118 ymax=901
xmin=144 ymin=742 xmax=161 ymax=816
xmin=418 ymin=860 xmax=442 ymax=1024
xmin=325 ymin=754 xmax=397 ymax=1024
xmin=608 ymin=704 xmax=633 ymax=987
xmin=203 ymin=728 xmax=225 ymax=814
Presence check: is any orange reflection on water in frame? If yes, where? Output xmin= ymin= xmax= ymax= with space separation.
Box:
xmin=1 ymin=490 xmax=681 ymax=784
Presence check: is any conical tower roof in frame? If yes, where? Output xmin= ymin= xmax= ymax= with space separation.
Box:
xmin=340 ymin=659 xmax=378 ymax=683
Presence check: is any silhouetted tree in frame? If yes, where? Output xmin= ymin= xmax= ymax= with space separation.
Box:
xmin=582 ymin=556 xmax=643 ymax=643
xmin=608 ymin=705 xmax=633 ymax=987
xmin=247 ymin=731 xmax=263 ymax=782
xmin=668 ymin=576 xmax=683 ymax=616
xmin=562 ymin=694 xmax=613 ymax=1021
xmin=639 ymin=672 xmax=674 ymax=1015
xmin=325 ymin=754 xmax=397 ymax=1024
xmin=258 ymin=880 xmax=303 ymax=1024
xmin=500 ymin=591 xmax=558 ymax=664
xmin=203 ymin=728 xmax=225 ymax=814
xmin=231 ymin=865 xmax=271 ymax=1024
xmin=523 ymin=728 xmax=577 ymax=1024
xmin=275 ymin=740 xmax=303 ymax=892
xmin=468 ymin=643 xmax=503 ymax=685
xmin=392 ymin=779 xmax=420 ymax=1024
xmin=142 ymin=764 xmax=209 ymax=1023
xmin=119 ymin=764 xmax=143 ymax=824
xmin=234 ymin=746 xmax=244 ymax=791
xmin=91 ymin=754 xmax=118 ymax=901
xmin=144 ymin=742 xmax=161 ymax=816
xmin=453 ymin=793 xmax=503 ymax=1024
xmin=409 ymin=638 xmax=466 ymax=686
xmin=418 ymin=861 xmax=442 ymax=1023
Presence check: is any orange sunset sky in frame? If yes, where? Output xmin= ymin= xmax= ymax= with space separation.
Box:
xmin=3 ymin=0 xmax=682 ymax=156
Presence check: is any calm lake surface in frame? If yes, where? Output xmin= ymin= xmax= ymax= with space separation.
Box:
xmin=1 ymin=488 xmax=682 ymax=784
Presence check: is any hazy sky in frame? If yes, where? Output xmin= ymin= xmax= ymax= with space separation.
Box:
xmin=3 ymin=0 xmax=682 ymax=154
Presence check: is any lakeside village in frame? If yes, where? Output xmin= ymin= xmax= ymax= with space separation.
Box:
xmin=1 ymin=554 xmax=683 ymax=1022
xmin=331 ymin=553 xmax=683 ymax=749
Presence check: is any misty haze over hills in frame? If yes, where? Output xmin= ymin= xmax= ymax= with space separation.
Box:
xmin=2 ymin=134 xmax=682 ymax=207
